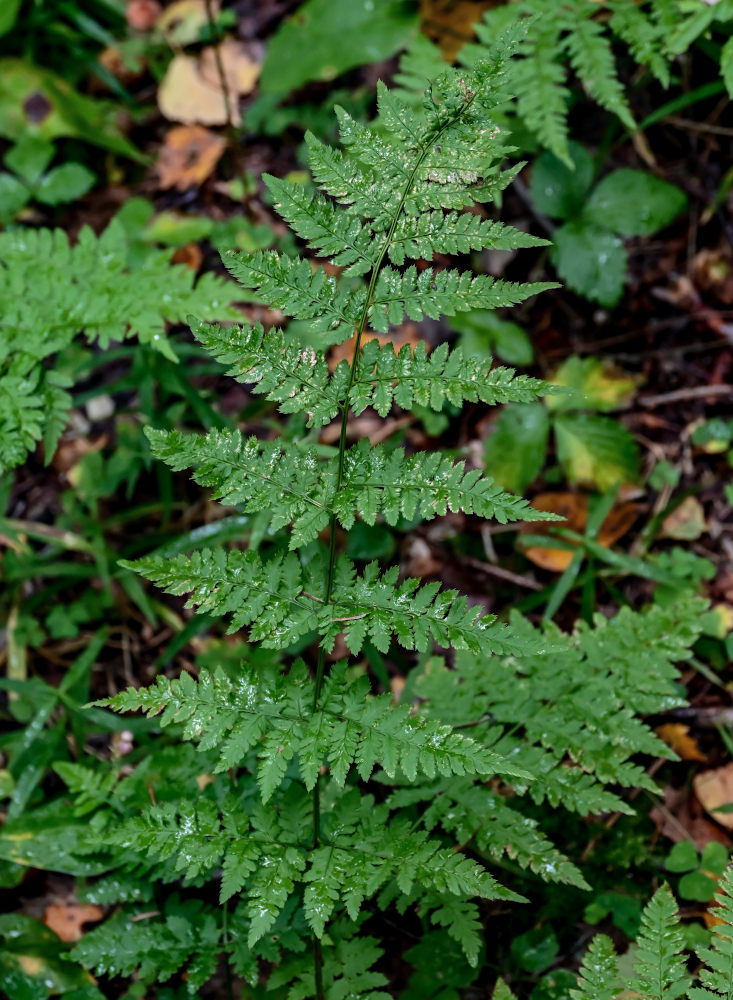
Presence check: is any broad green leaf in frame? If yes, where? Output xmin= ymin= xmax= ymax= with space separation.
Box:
xmin=583 ymin=169 xmax=687 ymax=237
xmin=679 ymin=870 xmax=718 ymax=902
xmin=510 ymin=926 xmax=559 ymax=974
xmin=450 ymin=310 xmax=533 ymax=366
xmin=666 ymin=840 xmax=698 ymax=873
xmin=722 ymin=35 xmax=733 ymax=98
xmin=484 ymin=402 xmax=549 ymax=494
xmin=554 ymin=413 xmax=640 ymax=490
xmin=529 ymin=142 xmax=594 ymax=220
xmin=260 ymin=0 xmax=418 ymax=96
xmin=0 ymin=800 xmax=111 ymax=876
xmin=35 ymin=163 xmax=95 ymax=205
xmin=0 ymin=59 xmax=143 ymax=161
xmin=4 ymin=135 xmax=54 ymax=185
xmin=0 ymin=0 xmax=20 ymax=37
xmin=551 ymin=221 xmax=627 ymax=308
xmin=0 ymin=172 xmax=29 ymax=217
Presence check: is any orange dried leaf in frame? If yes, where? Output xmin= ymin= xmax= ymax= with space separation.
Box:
xmin=157 ymin=124 xmax=226 ymax=190
xmin=43 ymin=903 xmax=104 ymax=942
xmin=655 ymin=723 xmax=707 ymax=762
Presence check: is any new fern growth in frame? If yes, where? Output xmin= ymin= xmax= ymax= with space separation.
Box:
xmin=69 ymin=37 xmax=707 ymax=998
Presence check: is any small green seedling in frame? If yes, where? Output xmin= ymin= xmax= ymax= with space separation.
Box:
xmin=0 ymin=135 xmax=95 ymax=222
xmin=666 ymin=840 xmax=729 ymax=902
xmin=530 ymin=141 xmax=687 ymax=307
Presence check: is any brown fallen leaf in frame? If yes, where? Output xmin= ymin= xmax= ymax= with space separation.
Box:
xmin=694 ymin=763 xmax=733 ymax=830
xmin=419 ymin=0 xmax=497 ymax=59
xmin=655 ymin=723 xmax=707 ymax=762
xmin=171 ymin=242 xmax=204 ymax=271
xmin=43 ymin=903 xmax=104 ymax=942
xmin=200 ymin=39 xmax=261 ymax=97
xmin=156 ymin=124 xmax=226 ymax=190
xmin=521 ymin=492 xmax=637 ymax=572
xmin=650 ymin=783 xmax=731 ymax=850
xmin=157 ymin=40 xmax=260 ymax=126
xmin=661 ymin=495 xmax=707 ymax=541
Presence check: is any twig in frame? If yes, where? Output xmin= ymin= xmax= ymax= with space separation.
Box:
xmin=638 ymin=383 xmax=733 ymax=408
xmin=463 ymin=556 xmax=542 ymax=591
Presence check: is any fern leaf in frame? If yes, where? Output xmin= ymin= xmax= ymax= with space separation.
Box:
xmin=388 ymin=211 xmax=548 ymax=266
xmin=337 ymin=439 xmax=559 ymax=527
xmin=192 ymin=320 xmax=346 ymax=429
xmin=223 ymin=250 xmax=361 ymax=343
xmin=628 ymin=884 xmax=688 ymax=1000
xmin=325 ymin=557 xmax=526 ymax=656
xmin=120 ymin=548 xmax=320 ymax=648
xmin=563 ymin=7 xmax=635 ymax=128
xmin=427 ymin=896 xmax=484 ymax=967
xmin=350 ymin=340 xmax=547 ymax=417
xmin=690 ymin=865 xmax=733 ymax=1000
xmin=103 ymin=660 xmax=524 ymax=802
xmin=71 ymin=902 xmax=221 ymax=991
xmin=146 ymin=427 xmax=333 ymax=549
xmin=264 ymin=174 xmax=376 ymax=275
xmin=571 ymin=934 xmax=621 ymax=1000
xmin=305 ymin=131 xmax=393 ymax=224
xmin=369 ymin=264 xmax=555 ymax=333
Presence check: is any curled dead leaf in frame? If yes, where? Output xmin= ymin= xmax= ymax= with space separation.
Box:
xmin=171 ymin=242 xmax=203 ymax=271
xmin=156 ymin=124 xmax=226 ymax=190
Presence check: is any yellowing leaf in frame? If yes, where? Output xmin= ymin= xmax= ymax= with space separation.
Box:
xmin=156 ymin=0 xmax=216 ymax=46
xmin=661 ymin=496 xmax=707 ymax=541
xmin=554 ymin=413 xmax=639 ymax=490
xmin=547 ymin=355 xmax=642 ymax=413
xmin=522 ymin=492 xmax=637 ymax=572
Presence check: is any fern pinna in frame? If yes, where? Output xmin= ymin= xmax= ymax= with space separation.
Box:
xmin=69 ymin=39 xmax=705 ymax=998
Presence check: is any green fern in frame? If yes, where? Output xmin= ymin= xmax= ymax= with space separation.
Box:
xmin=64 ymin=34 xmax=708 ymax=999
xmin=628 ymin=884 xmax=688 ymax=1000
xmin=0 ymin=220 xmax=236 ymax=475
xmin=690 ymin=867 xmax=733 ymax=1000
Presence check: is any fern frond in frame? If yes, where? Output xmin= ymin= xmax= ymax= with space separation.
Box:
xmin=264 ymin=174 xmax=376 ymax=275
xmin=145 ymin=427 xmax=333 ymax=549
xmin=325 ymin=557 xmax=524 ymax=656
xmin=563 ymin=6 xmax=634 ymax=128
xmin=690 ymin=865 xmax=733 ymax=1000
xmin=102 ymin=660 xmax=521 ymax=803
xmin=119 ymin=548 xmax=321 ymax=649
xmin=369 ymin=265 xmax=554 ymax=333
xmin=223 ymin=250 xmax=361 ymax=343
xmin=0 ymin=220 xmax=236 ymax=473
xmin=192 ymin=320 xmax=346 ymax=429
xmin=146 ymin=428 xmax=554 ymax=554
xmin=124 ymin=547 xmax=529 ymax=657
xmin=350 ymin=340 xmax=547 ymax=416
xmin=387 ymin=210 xmax=548 ymax=266
xmin=571 ymin=934 xmax=621 ymax=1000
xmin=337 ymin=439 xmax=558 ymax=527
xmin=627 ymin=884 xmax=688 ymax=1000
xmin=71 ymin=901 xmax=221 ymax=992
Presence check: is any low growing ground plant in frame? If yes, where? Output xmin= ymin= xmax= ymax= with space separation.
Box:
xmin=3 ymin=27 xmax=725 ymax=1000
